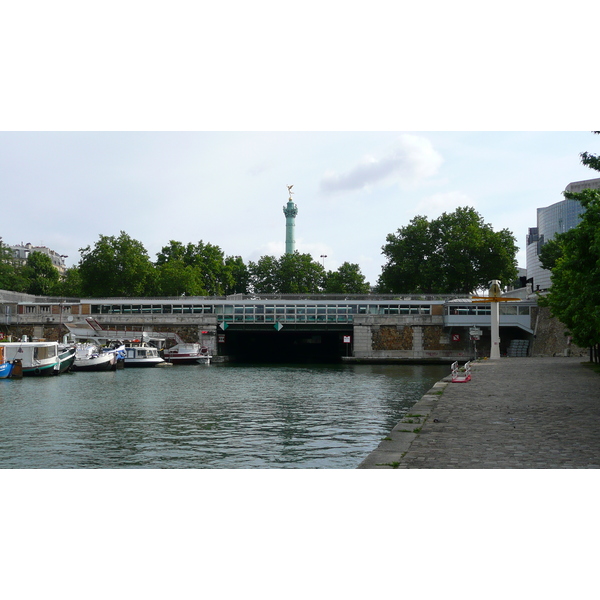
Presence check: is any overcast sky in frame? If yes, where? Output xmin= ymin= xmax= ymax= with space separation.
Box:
xmin=0 ymin=131 xmax=597 ymax=285
xmin=1 ymin=3 xmax=597 ymax=289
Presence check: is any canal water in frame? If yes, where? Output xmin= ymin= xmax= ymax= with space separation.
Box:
xmin=0 ymin=362 xmax=448 ymax=468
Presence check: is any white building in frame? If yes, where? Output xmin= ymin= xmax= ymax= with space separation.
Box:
xmin=10 ymin=243 xmax=68 ymax=276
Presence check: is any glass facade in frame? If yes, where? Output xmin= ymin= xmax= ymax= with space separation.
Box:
xmin=526 ymin=178 xmax=600 ymax=290
xmin=89 ymin=302 xmax=434 ymax=324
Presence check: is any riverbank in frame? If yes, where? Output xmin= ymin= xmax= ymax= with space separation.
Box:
xmin=358 ymin=357 xmax=600 ymax=469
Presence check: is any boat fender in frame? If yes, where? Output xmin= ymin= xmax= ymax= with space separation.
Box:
xmin=34 ymin=367 xmax=41 ymax=375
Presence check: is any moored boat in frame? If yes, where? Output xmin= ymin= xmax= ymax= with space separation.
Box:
xmin=123 ymin=343 xmax=166 ymax=367
xmin=0 ymin=346 xmax=22 ymax=379
xmin=0 ymin=341 xmax=61 ymax=376
xmin=164 ymin=343 xmax=212 ymax=365
xmin=57 ymin=345 xmax=77 ymax=374
xmin=72 ymin=343 xmax=117 ymax=372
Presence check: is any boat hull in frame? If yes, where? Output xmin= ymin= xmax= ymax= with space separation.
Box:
xmin=123 ymin=358 xmax=165 ymax=367
xmin=72 ymin=353 xmax=116 ymax=372
xmin=0 ymin=362 xmax=13 ymax=379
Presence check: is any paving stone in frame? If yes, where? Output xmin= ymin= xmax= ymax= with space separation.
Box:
xmin=358 ymin=357 xmax=600 ymax=469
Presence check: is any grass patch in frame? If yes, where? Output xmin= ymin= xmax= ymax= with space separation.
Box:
xmin=376 ymin=461 xmax=400 ymax=469
xmin=382 ymin=436 xmax=393 ymax=441
xmin=582 ymin=362 xmax=600 ymax=376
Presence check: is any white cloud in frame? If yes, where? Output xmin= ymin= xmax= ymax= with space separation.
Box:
xmin=320 ymin=134 xmax=443 ymax=193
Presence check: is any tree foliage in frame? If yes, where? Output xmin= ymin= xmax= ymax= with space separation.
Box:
xmin=323 ymin=262 xmax=371 ymax=294
xmin=377 ymin=207 xmax=518 ymax=295
xmin=22 ymin=251 xmax=60 ymax=295
xmin=248 ymin=252 xmax=325 ymax=294
xmin=542 ymin=134 xmax=600 ymax=347
xmin=155 ymin=240 xmax=235 ymax=296
xmin=0 ymin=238 xmax=24 ymax=291
xmin=78 ymin=232 xmax=155 ymax=297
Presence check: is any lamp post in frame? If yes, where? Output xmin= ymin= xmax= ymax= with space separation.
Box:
xmin=320 ymin=255 xmax=327 ymax=269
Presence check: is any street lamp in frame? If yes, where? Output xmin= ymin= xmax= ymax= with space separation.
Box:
xmin=320 ymin=254 xmax=327 ymax=269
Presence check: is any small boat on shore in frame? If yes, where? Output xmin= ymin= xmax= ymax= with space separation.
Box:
xmin=164 ymin=343 xmax=212 ymax=365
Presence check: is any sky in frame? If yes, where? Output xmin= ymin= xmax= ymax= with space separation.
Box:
xmin=0 ymin=131 xmax=597 ymax=286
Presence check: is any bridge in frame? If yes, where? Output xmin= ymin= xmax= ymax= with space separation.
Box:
xmin=1 ymin=292 xmax=535 ymax=362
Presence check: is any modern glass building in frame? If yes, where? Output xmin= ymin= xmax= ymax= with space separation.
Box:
xmin=526 ymin=178 xmax=600 ymax=291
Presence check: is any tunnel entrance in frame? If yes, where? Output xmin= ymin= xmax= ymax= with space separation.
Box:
xmin=220 ymin=327 xmax=353 ymax=363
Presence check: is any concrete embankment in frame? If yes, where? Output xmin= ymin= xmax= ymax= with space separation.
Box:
xmin=358 ymin=357 xmax=600 ymax=469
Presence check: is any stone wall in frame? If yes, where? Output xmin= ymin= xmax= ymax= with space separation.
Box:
xmin=530 ymin=306 xmax=587 ymax=357
xmin=372 ymin=325 xmax=413 ymax=351
xmin=353 ymin=315 xmax=472 ymax=361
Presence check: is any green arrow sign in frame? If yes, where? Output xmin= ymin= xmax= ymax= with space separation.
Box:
xmin=274 ymin=322 xmax=283 ymax=331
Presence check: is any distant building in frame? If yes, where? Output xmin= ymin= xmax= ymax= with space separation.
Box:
xmin=10 ymin=243 xmax=68 ymax=276
xmin=526 ymin=177 xmax=600 ymax=291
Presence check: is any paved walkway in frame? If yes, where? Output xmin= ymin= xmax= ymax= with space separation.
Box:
xmin=358 ymin=357 xmax=600 ymax=469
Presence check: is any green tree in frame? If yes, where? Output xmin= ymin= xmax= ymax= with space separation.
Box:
xmin=0 ymin=238 xmax=25 ymax=291
xmin=22 ymin=251 xmax=60 ymax=295
xmin=156 ymin=240 xmax=232 ymax=296
xmin=55 ymin=266 xmax=83 ymax=297
xmin=538 ymin=237 xmax=564 ymax=271
xmin=78 ymin=232 xmax=155 ymax=297
xmin=154 ymin=260 xmax=206 ymax=296
xmin=248 ymin=253 xmax=325 ymax=294
xmin=248 ymin=255 xmax=279 ymax=293
xmin=542 ymin=133 xmax=600 ymax=349
xmin=224 ymin=255 xmax=250 ymax=295
xmin=276 ymin=252 xmax=325 ymax=293
xmin=377 ymin=207 xmax=518 ymax=295
xmin=323 ymin=262 xmax=371 ymax=294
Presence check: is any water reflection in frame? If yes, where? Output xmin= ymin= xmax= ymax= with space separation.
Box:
xmin=0 ymin=363 xmax=447 ymax=468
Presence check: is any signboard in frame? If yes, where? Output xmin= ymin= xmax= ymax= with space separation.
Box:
xmin=343 ymin=336 xmax=351 ymax=344
xmin=452 ymin=334 xmax=461 ymax=342
xmin=218 ymin=335 xmax=226 ymax=343
xmin=469 ymin=328 xmax=483 ymax=337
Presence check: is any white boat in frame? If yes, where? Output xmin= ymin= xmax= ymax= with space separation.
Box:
xmin=0 ymin=341 xmax=61 ymax=376
xmin=123 ymin=343 xmax=167 ymax=367
xmin=72 ymin=343 xmax=118 ymax=372
xmin=164 ymin=343 xmax=212 ymax=365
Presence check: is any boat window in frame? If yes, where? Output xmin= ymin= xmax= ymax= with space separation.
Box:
xmin=34 ymin=345 xmax=57 ymax=359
